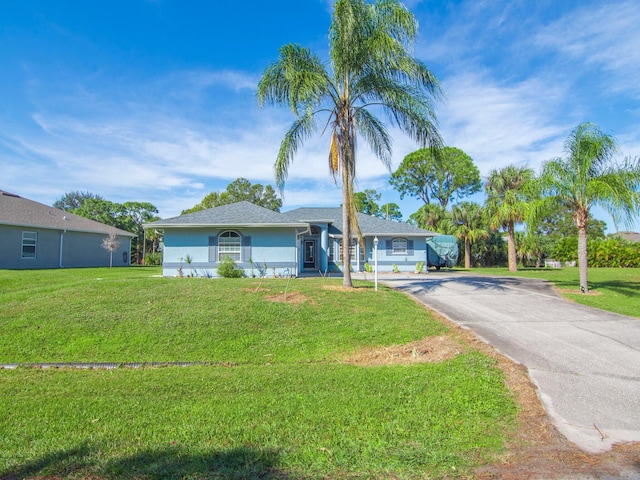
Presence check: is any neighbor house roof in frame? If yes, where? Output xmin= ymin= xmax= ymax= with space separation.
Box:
xmin=144 ymin=201 xmax=308 ymax=228
xmin=281 ymin=207 xmax=437 ymax=237
xmin=613 ymin=231 xmax=640 ymax=243
xmin=0 ymin=190 xmax=135 ymax=237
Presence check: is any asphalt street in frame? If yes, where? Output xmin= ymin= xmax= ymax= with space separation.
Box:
xmin=372 ymin=271 xmax=640 ymax=454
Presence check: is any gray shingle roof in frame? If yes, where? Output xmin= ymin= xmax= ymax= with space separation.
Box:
xmin=145 ymin=202 xmax=436 ymax=237
xmin=0 ymin=190 xmax=135 ymax=237
xmin=282 ymin=207 xmax=437 ymax=237
xmin=145 ymin=201 xmax=308 ymax=228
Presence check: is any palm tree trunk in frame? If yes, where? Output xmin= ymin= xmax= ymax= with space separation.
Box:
xmin=464 ymin=238 xmax=471 ymax=269
xmin=578 ymin=226 xmax=588 ymax=293
xmin=342 ymin=165 xmax=353 ymax=288
xmin=507 ymin=222 xmax=517 ymax=272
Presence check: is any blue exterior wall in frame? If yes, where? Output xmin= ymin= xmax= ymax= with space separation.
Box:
xmin=327 ymin=236 xmax=428 ymax=273
xmin=370 ymin=236 xmax=428 ymax=272
xmin=161 ymin=227 xmax=298 ymax=277
xmin=0 ymin=225 xmax=132 ymax=269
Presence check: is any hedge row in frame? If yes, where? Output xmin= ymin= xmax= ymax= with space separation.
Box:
xmin=553 ymin=237 xmax=640 ymax=268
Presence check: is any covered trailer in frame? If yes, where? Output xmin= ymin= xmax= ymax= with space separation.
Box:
xmin=426 ymin=235 xmax=459 ymax=270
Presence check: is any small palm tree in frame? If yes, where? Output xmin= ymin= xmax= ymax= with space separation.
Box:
xmin=537 ymin=122 xmax=640 ymax=293
xmin=452 ymin=201 xmax=487 ymax=269
xmin=485 ymin=165 xmax=535 ymax=272
xmin=409 ymin=203 xmax=451 ymax=232
xmin=258 ymin=0 xmax=442 ymax=287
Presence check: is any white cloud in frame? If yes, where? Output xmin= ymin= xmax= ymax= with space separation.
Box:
xmin=437 ymin=72 xmax=570 ymax=175
xmin=535 ymin=0 xmax=640 ymax=98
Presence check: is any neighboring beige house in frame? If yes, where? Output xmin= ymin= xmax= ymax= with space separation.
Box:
xmin=0 ymin=190 xmax=135 ymax=269
xmin=613 ymin=231 xmax=640 ymax=243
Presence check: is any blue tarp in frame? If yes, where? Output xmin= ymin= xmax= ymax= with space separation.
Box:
xmin=426 ymin=235 xmax=459 ymax=268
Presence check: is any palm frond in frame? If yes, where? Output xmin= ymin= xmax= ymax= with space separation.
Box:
xmin=274 ymin=114 xmax=317 ymax=192
xmin=353 ymin=108 xmax=392 ymax=169
xmin=257 ymin=44 xmax=333 ymax=116
xmin=587 ymin=162 xmax=640 ymax=229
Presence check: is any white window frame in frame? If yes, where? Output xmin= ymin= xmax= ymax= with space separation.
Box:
xmin=22 ymin=231 xmax=37 ymax=259
xmin=392 ymin=237 xmax=408 ymax=255
xmin=218 ymin=231 xmax=241 ymax=262
xmin=334 ymin=238 xmax=363 ymax=262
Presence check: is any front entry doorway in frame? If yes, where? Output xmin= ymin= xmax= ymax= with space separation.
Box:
xmin=303 ymin=239 xmax=317 ymax=269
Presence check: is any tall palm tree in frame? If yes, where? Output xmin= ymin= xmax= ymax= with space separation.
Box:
xmin=485 ymin=165 xmax=534 ymax=272
xmin=452 ymin=201 xmax=487 ymax=269
xmin=537 ymin=122 xmax=640 ymax=293
xmin=258 ymin=0 xmax=442 ymax=287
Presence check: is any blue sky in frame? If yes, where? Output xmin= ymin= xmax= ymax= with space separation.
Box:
xmin=2 ymin=0 xmax=639 ymax=232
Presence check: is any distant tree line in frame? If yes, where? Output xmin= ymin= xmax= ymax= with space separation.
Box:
xmin=53 ymin=191 xmax=160 ymax=264
xmin=182 ymin=178 xmax=282 ymax=214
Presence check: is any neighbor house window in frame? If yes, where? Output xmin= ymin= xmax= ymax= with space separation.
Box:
xmin=22 ymin=231 xmax=37 ymax=258
xmin=218 ymin=231 xmax=241 ymax=261
xmin=392 ymin=238 xmax=407 ymax=254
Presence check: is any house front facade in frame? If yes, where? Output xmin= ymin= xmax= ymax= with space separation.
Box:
xmin=145 ymin=201 xmax=437 ymax=277
xmin=0 ymin=190 xmax=135 ymax=269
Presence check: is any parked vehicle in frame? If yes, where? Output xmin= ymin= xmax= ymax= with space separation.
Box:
xmin=426 ymin=235 xmax=459 ymax=270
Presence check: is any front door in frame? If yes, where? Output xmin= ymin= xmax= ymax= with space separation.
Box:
xmin=303 ymin=239 xmax=316 ymax=269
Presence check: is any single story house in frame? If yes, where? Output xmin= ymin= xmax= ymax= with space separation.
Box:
xmin=0 ymin=190 xmax=135 ymax=269
xmin=144 ymin=201 xmax=438 ymax=277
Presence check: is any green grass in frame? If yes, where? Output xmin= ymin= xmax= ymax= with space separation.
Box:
xmin=462 ymin=267 xmax=640 ymax=318
xmin=0 ymin=267 xmax=516 ymax=479
xmin=0 ymin=268 xmax=445 ymax=363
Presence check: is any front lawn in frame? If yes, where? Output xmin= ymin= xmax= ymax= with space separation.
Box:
xmin=0 ymin=268 xmax=516 ymax=479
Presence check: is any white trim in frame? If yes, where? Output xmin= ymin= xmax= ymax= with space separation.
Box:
xmin=144 ymin=222 xmax=307 ymax=229
xmin=392 ymin=237 xmax=408 ymax=255
xmin=21 ymin=231 xmax=37 ymax=259
xmin=218 ymin=230 xmax=242 ymax=262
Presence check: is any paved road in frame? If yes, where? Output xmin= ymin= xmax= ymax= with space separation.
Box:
xmin=374 ymin=271 xmax=640 ymax=454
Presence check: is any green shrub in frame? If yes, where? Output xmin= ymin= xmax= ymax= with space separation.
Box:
xmin=553 ymin=236 xmax=640 ymax=267
xmin=364 ymin=262 xmax=373 ymax=273
xmin=143 ymin=252 xmax=162 ymax=266
xmin=553 ymin=237 xmax=579 ymax=263
xmin=217 ymin=256 xmax=245 ymax=278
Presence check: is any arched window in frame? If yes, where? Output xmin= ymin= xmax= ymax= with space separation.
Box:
xmin=218 ymin=231 xmax=241 ymax=261
xmin=392 ymin=238 xmax=407 ymax=254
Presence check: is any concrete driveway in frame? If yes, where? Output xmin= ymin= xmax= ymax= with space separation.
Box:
xmin=374 ymin=271 xmax=640 ymax=453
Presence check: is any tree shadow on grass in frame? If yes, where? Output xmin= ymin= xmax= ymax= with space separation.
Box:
xmin=0 ymin=443 xmax=93 ymax=480
xmin=589 ymin=279 xmax=640 ymax=299
xmin=1 ymin=444 xmax=297 ymax=480
xmin=103 ymin=446 xmax=294 ymax=480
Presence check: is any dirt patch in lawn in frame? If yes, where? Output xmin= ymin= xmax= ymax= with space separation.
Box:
xmin=264 ymin=291 xmax=314 ymax=305
xmin=557 ymin=287 xmax=603 ymax=296
xmin=342 ymin=335 xmax=462 ymax=365
xmin=322 ymin=285 xmax=369 ymax=292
